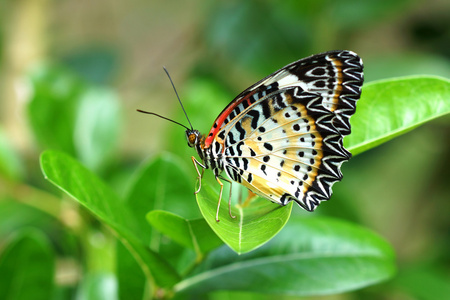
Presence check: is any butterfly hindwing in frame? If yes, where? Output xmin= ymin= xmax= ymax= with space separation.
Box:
xmin=221 ymin=87 xmax=350 ymax=210
xmin=206 ymin=50 xmax=363 ymax=146
xmin=251 ymin=50 xmax=363 ymax=136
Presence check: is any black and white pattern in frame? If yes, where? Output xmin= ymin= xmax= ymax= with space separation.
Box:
xmin=186 ymin=50 xmax=363 ymax=215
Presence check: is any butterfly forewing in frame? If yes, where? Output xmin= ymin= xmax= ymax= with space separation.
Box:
xmin=207 ymin=51 xmax=363 ymax=141
xmin=257 ymin=51 xmax=363 ymax=136
xmin=211 ymin=50 xmax=363 ymax=211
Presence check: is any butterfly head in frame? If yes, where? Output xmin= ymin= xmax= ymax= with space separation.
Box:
xmin=186 ymin=129 xmax=201 ymax=148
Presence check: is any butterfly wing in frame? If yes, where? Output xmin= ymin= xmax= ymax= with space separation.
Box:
xmin=258 ymin=50 xmax=364 ymax=136
xmin=204 ymin=50 xmax=363 ymax=149
xmin=214 ymin=50 xmax=363 ymax=210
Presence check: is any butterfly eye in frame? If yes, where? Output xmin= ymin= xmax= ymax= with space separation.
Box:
xmin=186 ymin=130 xmax=199 ymax=147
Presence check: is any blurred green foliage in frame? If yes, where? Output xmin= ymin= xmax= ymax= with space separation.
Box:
xmin=27 ymin=64 xmax=121 ymax=173
xmin=1 ymin=0 xmax=449 ymax=299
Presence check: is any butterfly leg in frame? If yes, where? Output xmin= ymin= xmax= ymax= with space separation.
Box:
xmin=215 ymin=175 xmax=236 ymax=222
xmin=191 ymin=156 xmax=206 ymax=194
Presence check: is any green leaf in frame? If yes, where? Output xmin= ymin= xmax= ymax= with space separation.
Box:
xmin=125 ymin=153 xmax=199 ymax=244
xmin=346 ymin=76 xmax=450 ymax=155
xmin=40 ymin=150 xmax=181 ymax=288
xmin=27 ymin=64 xmax=85 ymax=155
xmin=0 ymin=200 xmax=78 ymax=256
xmin=116 ymin=241 xmax=148 ymax=300
xmin=0 ymin=201 xmax=51 ymax=238
xmin=196 ymin=183 xmax=292 ymax=254
xmin=175 ymin=217 xmax=396 ymax=296
xmin=147 ymin=210 xmax=223 ymax=254
xmin=125 ymin=154 xmax=204 ymax=277
xmin=0 ymin=230 xmax=55 ymax=300
xmin=74 ymin=87 xmax=121 ymax=171
xmin=76 ymin=273 xmax=117 ymax=300
xmin=27 ymin=64 xmax=121 ymax=171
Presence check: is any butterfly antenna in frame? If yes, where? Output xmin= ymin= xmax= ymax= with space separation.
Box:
xmin=163 ymin=66 xmax=194 ymax=130
xmin=136 ymin=110 xmax=190 ymax=130
xmin=137 ymin=67 xmax=194 ymax=131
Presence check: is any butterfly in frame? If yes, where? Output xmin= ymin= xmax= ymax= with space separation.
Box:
xmin=139 ymin=50 xmax=363 ymax=222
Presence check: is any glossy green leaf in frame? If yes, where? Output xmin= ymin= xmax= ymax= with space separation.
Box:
xmin=125 ymin=153 xmax=198 ymax=244
xmin=175 ymin=217 xmax=396 ymax=296
xmin=346 ymin=76 xmax=450 ymax=155
xmin=196 ymin=183 xmax=292 ymax=254
xmin=0 ymin=230 xmax=54 ymax=300
xmin=125 ymin=154 xmax=201 ymax=274
xmin=40 ymin=150 xmax=181 ymax=288
xmin=147 ymin=210 xmax=223 ymax=254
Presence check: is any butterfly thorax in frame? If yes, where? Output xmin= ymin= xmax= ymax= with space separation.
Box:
xmin=186 ymin=129 xmax=224 ymax=176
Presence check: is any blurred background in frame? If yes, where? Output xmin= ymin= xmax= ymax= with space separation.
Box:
xmin=0 ymin=0 xmax=449 ymax=299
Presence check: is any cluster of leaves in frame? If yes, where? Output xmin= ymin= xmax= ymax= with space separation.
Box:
xmin=1 ymin=56 xmax=448 ymax=300
xmin=40 ymin=150 xmax=397 ymax=298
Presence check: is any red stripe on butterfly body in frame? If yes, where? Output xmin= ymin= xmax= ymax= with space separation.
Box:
xmin=204 ymin=89 xmax=258 ymax=148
